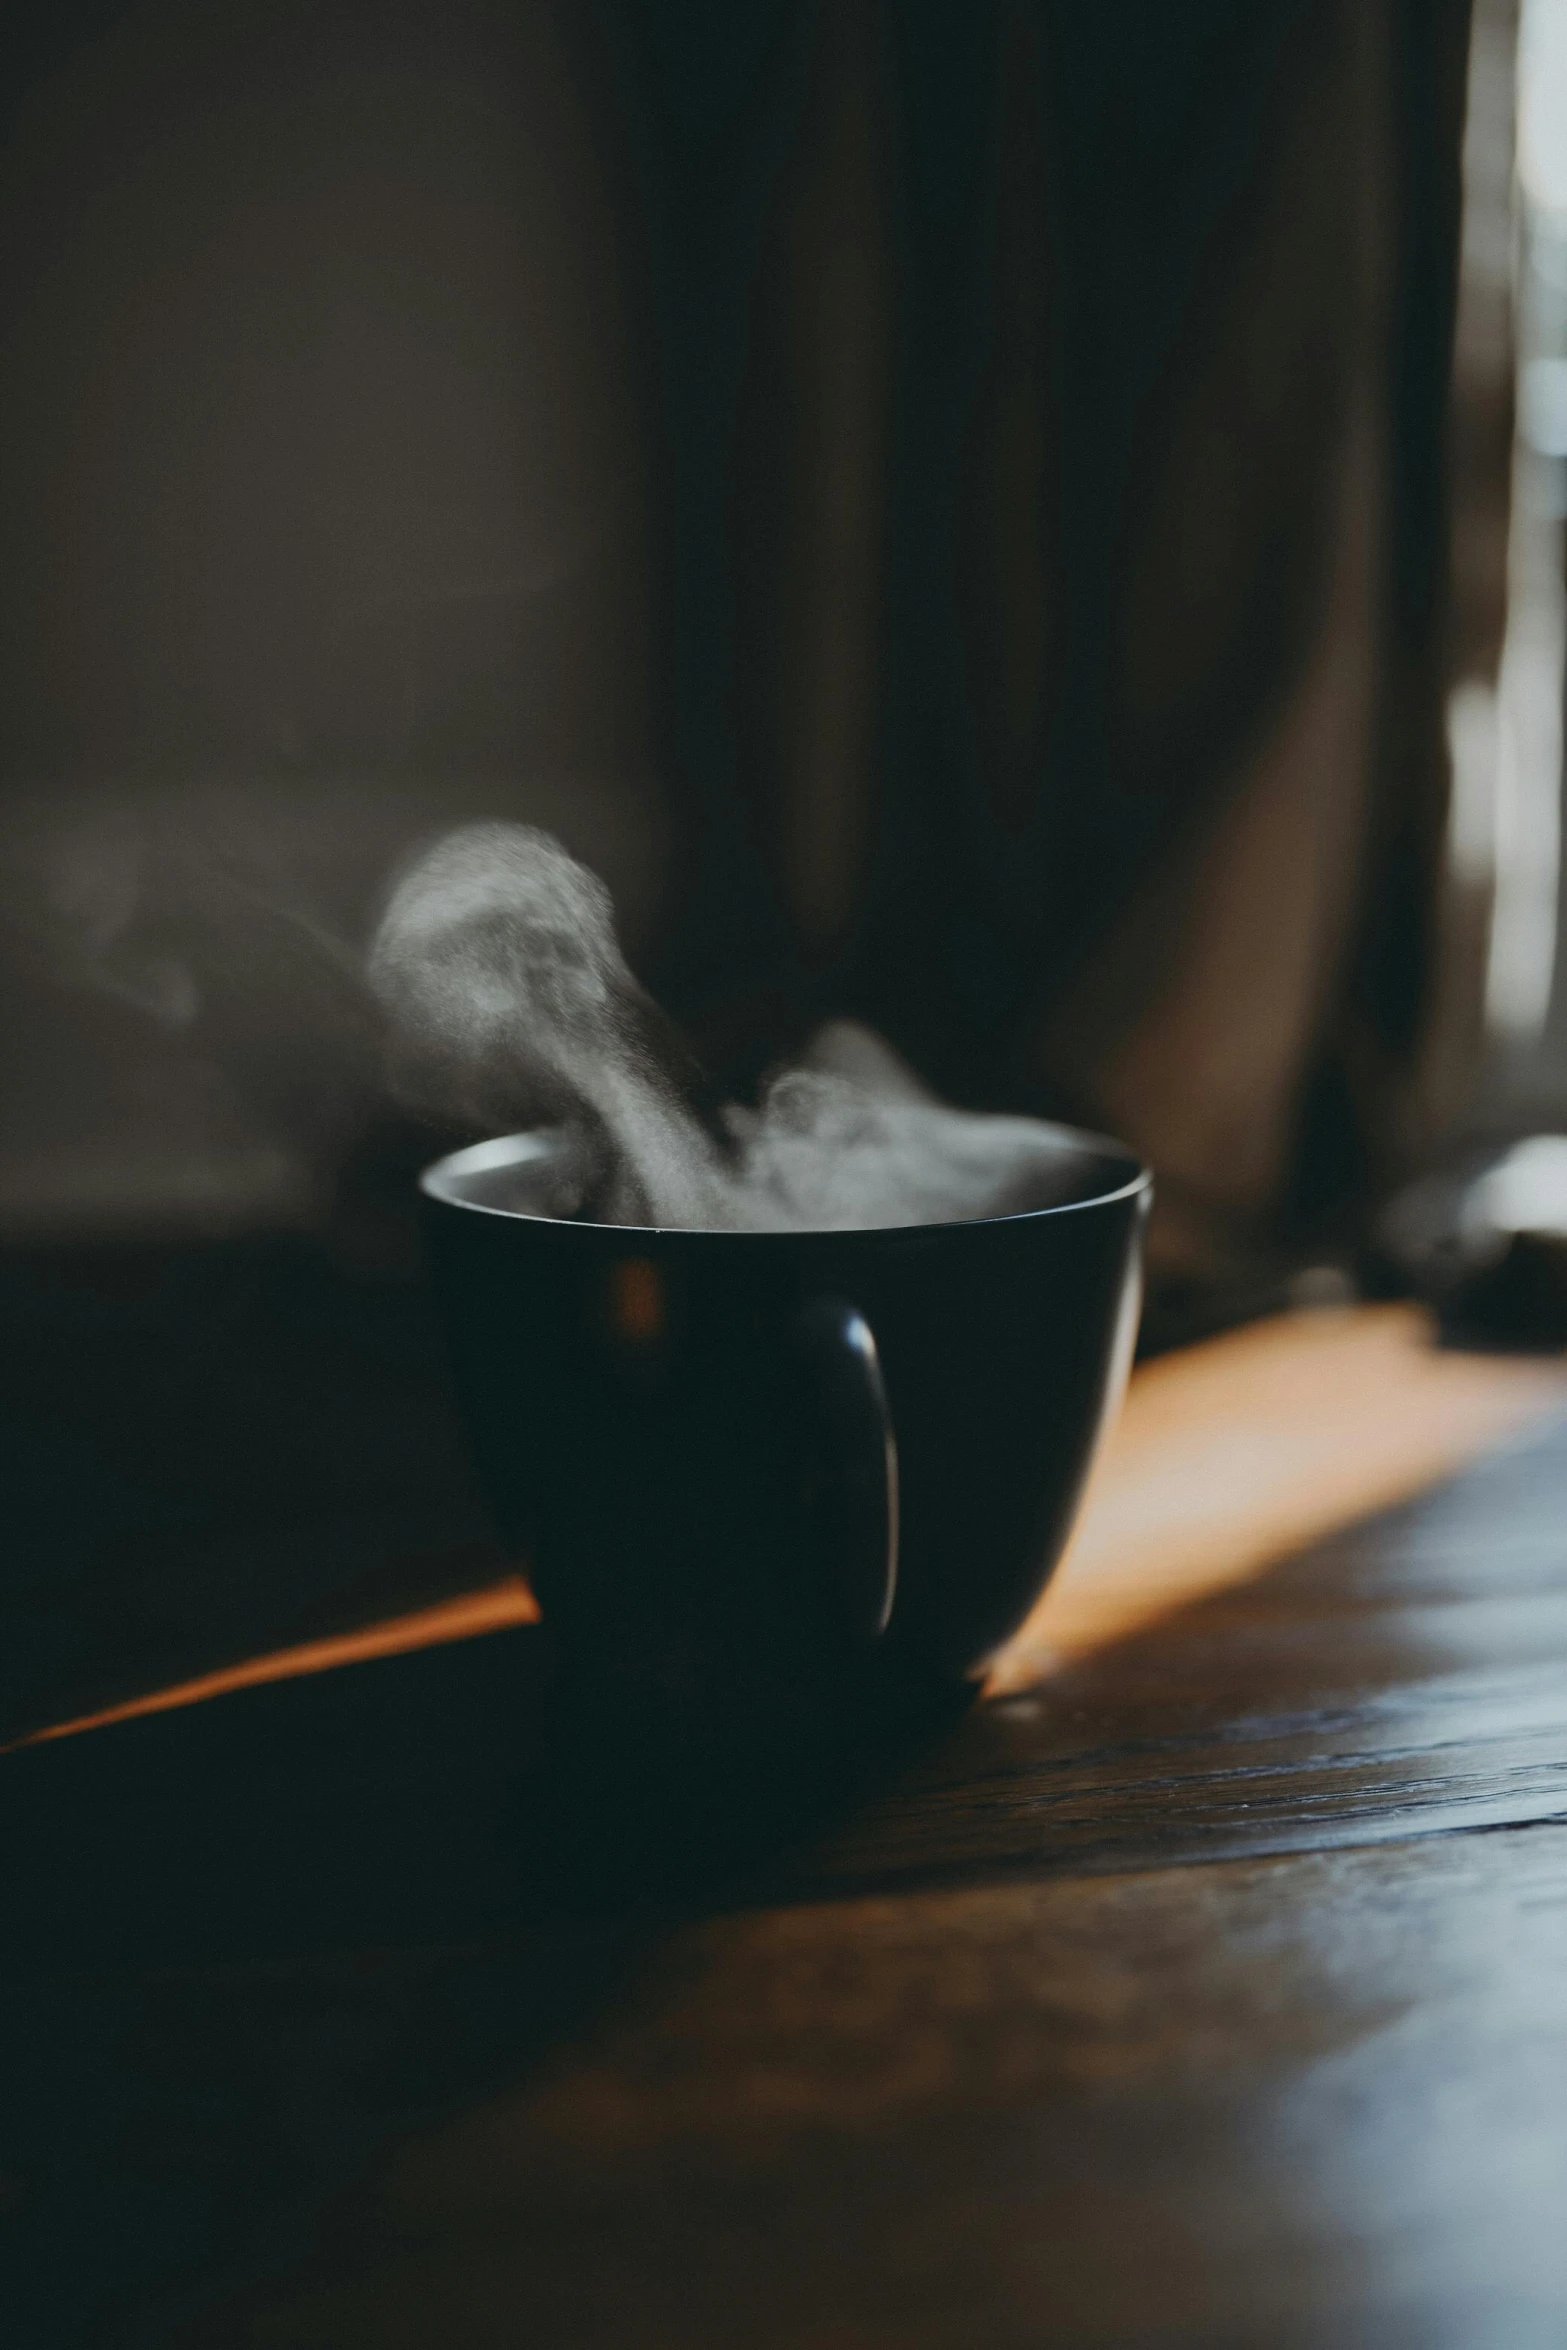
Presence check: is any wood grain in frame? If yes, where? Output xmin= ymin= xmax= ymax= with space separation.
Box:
xmin=790 ymin=1413 xmax=1567 ymax=1896
xmin=991 ymin=1300 xmax=1567 ymax=1687
xmin=9 ymin=1313 xmax=1567 ymax=2348
xmin=151 ymin=1826 xmax=1567 ymax=2350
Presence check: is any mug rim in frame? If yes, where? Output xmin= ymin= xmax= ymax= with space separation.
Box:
xmin=420 ymin=1124 xmax=1152 ymax=1237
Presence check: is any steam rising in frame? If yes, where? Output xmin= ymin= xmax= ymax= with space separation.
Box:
xmin=369 ymin=823 xmax=1086 ymax=1231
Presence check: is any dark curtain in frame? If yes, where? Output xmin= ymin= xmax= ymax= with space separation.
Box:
xmin=601 ymin=0 xmax=1472 ymax=1317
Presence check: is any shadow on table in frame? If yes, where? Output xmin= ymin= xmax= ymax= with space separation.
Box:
xmin=12 ymin=1405 xmax=1567 ymax=2347
xmin=0 ymin=1624 xmax=968 ymax=1971
xmin=0 ymin=1620 xmax=967 ymax=2350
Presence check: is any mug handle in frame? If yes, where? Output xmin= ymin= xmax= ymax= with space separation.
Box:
xmin=791 ymin=1296 xmax=900 ymax=1643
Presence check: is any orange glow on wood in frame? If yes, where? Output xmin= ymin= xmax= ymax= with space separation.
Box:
xmin=18 ymin=1575 xmax=540 ymax=1748
xmin=19 ymin=1305 xmax=1567 ymax=1750
xmin=988 ymin=1304 xmax=1567 ymax=1692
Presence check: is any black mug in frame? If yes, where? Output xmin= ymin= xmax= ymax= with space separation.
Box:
xmin=421 ymin=1128 xmax=1149 ymax=1700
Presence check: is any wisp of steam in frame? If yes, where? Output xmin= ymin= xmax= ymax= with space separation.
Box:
xmin=369 ymin=823 xmax=1085 ymax=1230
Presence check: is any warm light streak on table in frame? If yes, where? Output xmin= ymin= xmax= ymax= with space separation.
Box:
xmin=22 ymin=1302 xmax=1567 ymax=1748
xmin=988 ymin=1301 xmax=1567 ymax=1691
xmin=15 ymin=1307 xmax=1567 ymax=2350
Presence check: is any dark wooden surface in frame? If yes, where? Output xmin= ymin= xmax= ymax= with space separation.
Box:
xmin=7 ymin=1411 xmax=1567 ymax=2347
xmin=792 ymin=1419 xmax=1567 ymax=1895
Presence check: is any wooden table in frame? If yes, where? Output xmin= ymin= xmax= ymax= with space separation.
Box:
xmin=7 ymin=1307 xmax=1567 ymax=2348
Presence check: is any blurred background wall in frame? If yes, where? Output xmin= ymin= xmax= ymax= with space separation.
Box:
xmin=5 ymin=0 xmax=1557 ymax=1723
xmin=0 ymin=0 xmax=666 ymax=1244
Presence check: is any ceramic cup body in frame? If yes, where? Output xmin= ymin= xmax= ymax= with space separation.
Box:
xmin=422 ymin=1129 xmax=1149 ymax=1692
